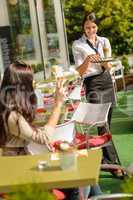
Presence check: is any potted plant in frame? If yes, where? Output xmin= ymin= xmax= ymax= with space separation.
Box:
xmin=121 ymin=55 xmax=130 ymax=75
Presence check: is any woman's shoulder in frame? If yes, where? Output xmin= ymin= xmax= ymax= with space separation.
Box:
xmin=97 ymin=35 xmax=110 ymax=43
xmin=8 ymin=111 xmax=23 ymax=125
xmin=72 ymin=38 xmax=81 ymax=45
xmin=72 ymin=36 xmax=85 ymax=48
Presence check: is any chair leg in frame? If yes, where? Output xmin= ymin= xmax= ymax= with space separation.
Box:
xmin=109 ymin=139 xmax=121 ymax=165
xmin=105 ymin=123 xmax=121 ymax=165
xmin=113 ymin=82 xmax=118 ymax=105
xmin=122 ymin=76 xmax=126 ymax=91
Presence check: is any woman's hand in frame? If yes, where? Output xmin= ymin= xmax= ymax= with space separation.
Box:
xmin=87 ymin=53 xmax=100 ymax=63
xmin=87 ymin=54 xmax=112 ymax=71
xmin=83 ymin=54 xmax=100 ymax=73
xmin=101 ymin=62 xmax=112 ymax=71
xmin=55 ymin=77 xmax=67 ymax=106
xmin=46 ymin=78 xmax=68 ymax=128
xmin=77 ymin=53 xmax=100 ymax=76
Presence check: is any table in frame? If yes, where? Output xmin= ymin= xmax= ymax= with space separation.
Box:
xmin=0 ymin=148 xmax=102 ymax=193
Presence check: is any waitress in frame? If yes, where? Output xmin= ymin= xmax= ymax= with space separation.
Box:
xmin=72 ymin=12 xmax=123 ymax=178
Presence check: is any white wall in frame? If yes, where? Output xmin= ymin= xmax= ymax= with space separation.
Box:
xmin=0 ymin=0 xmax=9 ymax=26
xmin=0 ymin=0 xmax=10 ymax=75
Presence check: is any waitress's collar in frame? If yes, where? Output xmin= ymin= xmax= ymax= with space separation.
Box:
xmin=82 ymin=34 xmax=99 ymax=43
xmin=82 ymin=34 xmax=87 ymax=41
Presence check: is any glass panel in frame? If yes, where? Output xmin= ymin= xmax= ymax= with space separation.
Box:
xmin=43 ymin=0 xmax=60 ymax=64
xmin=7 ymin=0 xmax=35 ymax=60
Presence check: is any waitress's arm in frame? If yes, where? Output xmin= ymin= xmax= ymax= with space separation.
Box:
xmin=76 ymin=56 xmax=91 ymax=76
xmin=72 ymin=42 xmax=92 ymax=77
xmin=102 ymin=62 xmax=112 ymax=71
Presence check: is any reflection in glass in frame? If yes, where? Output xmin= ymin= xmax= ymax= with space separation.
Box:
xmin=43 ymin=0 xmax=60 ymax=60
xmin=7 ymin=0 xmax=35 ymax=60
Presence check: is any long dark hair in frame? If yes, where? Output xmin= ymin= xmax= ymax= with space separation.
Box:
xmin=82 ymin=12 xmax=99 ymax=31
xmin=0 ymin=61 xmax=37 ymax=145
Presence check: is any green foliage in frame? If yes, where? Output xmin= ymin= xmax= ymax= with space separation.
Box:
xmin=63 ymin=0 xmax=133 ymax=61
xmin=43 ymin=0 xmax=57 ymax=33
xmin=8 ymin=0 xmax=32 ymax=34
xmin=31 ymin=63 xmax=44 ymax=73
xmin=121 ymin=177 xmax=133 ymax=194
xmin=62 ymin=0 xmax=85 ymax=62
xmin=121 ymin=55 xmax=130 ymax=74
xmin=48 ymin=58 xmax=59 ymax=66
xmin=7 ymin=184 xmax=55 ymax=200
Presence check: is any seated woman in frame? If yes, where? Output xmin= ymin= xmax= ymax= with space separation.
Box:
xmin=0 ymin=61 xmax=67 ymax=156
xmin=0 ymin=61 xmax=102 ymax=199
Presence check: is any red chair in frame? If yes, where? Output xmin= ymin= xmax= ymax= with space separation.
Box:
xmin=75 ymin=132 xmax=112 ymax=149
xmin=53 ymin=132 xmax=112 ymax=150
xmin=36 ymin=107 xmax=47 ymax=113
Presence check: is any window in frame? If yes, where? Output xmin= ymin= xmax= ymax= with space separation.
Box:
xmin=7 ymin=0 xmax=35 ymax=60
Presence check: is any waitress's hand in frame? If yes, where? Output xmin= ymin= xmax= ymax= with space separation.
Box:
xmin=83 ymin=53 xmax=100 ymax=69
xmin=87 ymin=54 xmax=112 ymax=70
xmin=101 ymin=61 xmax=112 ymax=71
xmin=81 ymin=54 xmax=100 ymax=74
xmin=77 ymin=54 xmax=100 ymax=76
xmin=87 ymin=54 xmax=101 ymax=63
xmin=55 ymin=77 xmax=67 ymax=106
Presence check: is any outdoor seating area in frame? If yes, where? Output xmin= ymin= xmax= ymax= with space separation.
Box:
xmin=0 ymin=71 xmax=133 ymax=200
xmin=28 ymin=74 xmax=133 ymax=198
xmin=0 ymin=0 xmax=133 ymax=199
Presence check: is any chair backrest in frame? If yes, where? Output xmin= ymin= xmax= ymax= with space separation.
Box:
xmin=111 ymin=60 xmax=124 ymax=80
xmin=67 ymin=85 xmax=82 ymax=101
xmin=51 ymin=121 xmax=76 ymax=143
xmin=71 ymin=102 xmax=112 ymax=127
xmin=111 ymin=59 xmax=126 ymax=95
xmin=27 ymin=121 xmax=76 ymax=155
